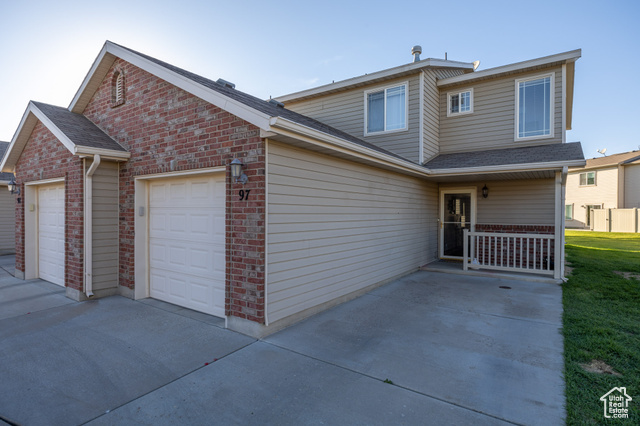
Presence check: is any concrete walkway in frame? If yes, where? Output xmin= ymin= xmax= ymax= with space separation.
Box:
xmin=0 ymin=255 xmax=565 ymax=425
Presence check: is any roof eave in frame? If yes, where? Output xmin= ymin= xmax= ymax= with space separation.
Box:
xmin=70 ymin=41 xmax=273 ymax=130
xmin=269 ymin=117 xmax=430 ymax=177
xmin=437 ymin=49 xmax=582 ymax=88
xmin=0 ymin=103 xmax=69 ymax=172
xmin=428 ymin=158 xmax=587 ymax=176
xmin=275 ymin=59 xmax=475 ymax=103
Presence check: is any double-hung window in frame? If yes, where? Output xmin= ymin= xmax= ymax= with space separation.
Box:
xmin=365 ymin=83 xmax=407 ymax=135
xmin=515 ymin=73 xmax=554 ymax=140
xmin=579 ymin=171 xmax=596 ymax=186
xmin=447 ymin=89 xmax=473 ymax=117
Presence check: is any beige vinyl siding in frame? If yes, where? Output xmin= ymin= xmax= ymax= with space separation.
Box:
xmin=565 ymin=167 xmax=619 ymax=228
xmin=267 ymin=142 xmax=437 ymax=323
xmin=0 ymin=190 xmax=15 ymax=251
xmin=285 ymin=75 xmax=422 ymax=162
xmin=439 ymin=67 xmax=563 ymax=153
xmin=422 ymin=69 xmax=468 ymax=162
xmin=441 ymin=178 xmax=555 ymax=225
xmin=92 ymin=161 xmax=119 ymax=290
xmin=422 ymin=70 xmax=440 ymax=162
xmin=624 ymin=164 xmax=640 ymax=208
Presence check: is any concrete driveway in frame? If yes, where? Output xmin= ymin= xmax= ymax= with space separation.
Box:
xmin=0 ymin=255 xmax=565 ymax=425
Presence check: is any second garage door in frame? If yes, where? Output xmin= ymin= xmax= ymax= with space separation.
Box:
xmin=149 ymin=174 xmax=226 ymax=317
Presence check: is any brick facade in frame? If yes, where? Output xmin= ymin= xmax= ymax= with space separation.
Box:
xmin=14 ymin=123 xmax=85 ymax=291
xmin=82 ymin=59 xmax=266 ymax=323
xmin=475 ymin=224 xmax=554 ymax=234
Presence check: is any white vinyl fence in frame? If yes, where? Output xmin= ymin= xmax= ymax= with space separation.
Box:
xmin=591 ymin=208 xmax=639 ymax=233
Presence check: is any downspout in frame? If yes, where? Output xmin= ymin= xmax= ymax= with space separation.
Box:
xmin=84 ymin=155 xmax=101 ymax=297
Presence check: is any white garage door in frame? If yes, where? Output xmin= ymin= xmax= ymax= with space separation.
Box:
xmin=38 ymin=183 xmax=65 ymax=286
xmin=149 ymin=174 xmax=226 ymax=317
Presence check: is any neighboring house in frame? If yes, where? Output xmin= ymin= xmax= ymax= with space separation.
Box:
xmin=0 ymin=41 xmax=584 ymax=337
xmin=565 ymin=150 xmax=640 ymax=228
xmin=0 ymin=141 xmax=16 ymax=253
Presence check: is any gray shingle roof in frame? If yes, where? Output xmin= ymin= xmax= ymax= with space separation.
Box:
xmin=570 ymin=150 xmax=640 ymax=170
xmin=0 ymin=141 xmax=14 ymax=180
xmin=424 ymin=142 xmax=584 ymax=170
xmin=113 ymin=43 xmax=407 ymax=161
xmin=31 ymin=102 xmax=126 ymax=152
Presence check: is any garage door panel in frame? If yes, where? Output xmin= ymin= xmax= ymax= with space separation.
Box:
xmin=149 ymin=175 xmax=225 ymax=317
xmin=38 ymin=184 xmax=65 ymax=286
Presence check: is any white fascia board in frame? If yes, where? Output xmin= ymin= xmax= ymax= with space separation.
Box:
xmin=437 ymin=49 xmax=582 ymax=87
xmin=275 ymin=59 xmax=474 ymax=103
xmin=69 ymin=42 xmax=114 ymax=113
xmin=30 ymin=102 xmax=78 ymax=154
xmin=428 ymin=159 xmax=587 ymax=176
xmin=269 ymin=117 xmax=430 ymax=177
xmin=71 ymin=42 xmax=273 ymax=130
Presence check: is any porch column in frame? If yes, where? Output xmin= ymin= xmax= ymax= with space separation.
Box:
xmin=554 ymin=167 xmax=567 ymax=280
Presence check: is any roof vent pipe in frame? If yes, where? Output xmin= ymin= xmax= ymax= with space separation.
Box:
xmin=412 ymin=45 xmax=422 ymax=62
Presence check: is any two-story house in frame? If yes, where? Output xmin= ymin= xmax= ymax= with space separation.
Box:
xmin=1 ymin=42 xmax=583 ymax=337
xmin=566 ymin=150 xmax=640 ymax=229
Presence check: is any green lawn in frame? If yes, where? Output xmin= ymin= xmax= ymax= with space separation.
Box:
xmin=563 ymin=231 xmax=640 ymax=424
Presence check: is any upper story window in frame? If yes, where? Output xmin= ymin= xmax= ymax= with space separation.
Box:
xmin=364 ymin=82 xmax=407 ymax=135
xmin=111 ymin=69 xmax=125 ymax=107
xmin=579 ymin=171 xmax=596 ymax=186
xmin=447 ymin=89 xmax=473 ymax=117
xmin=515 ymin=73 xmax=554 ymax=140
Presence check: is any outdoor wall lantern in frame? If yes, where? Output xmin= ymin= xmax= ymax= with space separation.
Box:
xmin=230 ymin=158 xmax=248 ymax=184
xmin=8 ymin=176 xmax=20 ymax=195
xmin=482 ymin=184 xmax=489 ymax=199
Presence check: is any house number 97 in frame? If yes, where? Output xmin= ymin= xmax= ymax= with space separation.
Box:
xmin=239 ymin=189 xmax=251 ymax=200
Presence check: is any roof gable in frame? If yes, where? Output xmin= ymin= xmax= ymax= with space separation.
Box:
xmin=68 ymin=41 xmax=412 ymax=164
xmin=0 ymin=102 xmax=128 ymax=172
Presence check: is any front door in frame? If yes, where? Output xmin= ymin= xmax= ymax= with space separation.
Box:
xmin=440 ymin=188 xmax=476 ymax=259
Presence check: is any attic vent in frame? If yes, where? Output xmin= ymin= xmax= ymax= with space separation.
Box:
xmin=216 ymin=78 xmax=236 ymax=89
xmin=268 ymin=99 xmax=285 ymax=108
xmin=111 ymin=69 xmax=125 ymax=107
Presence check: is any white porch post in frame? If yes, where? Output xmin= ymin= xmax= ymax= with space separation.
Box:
xmin=554 ymin=167 xmax=568 ymax=280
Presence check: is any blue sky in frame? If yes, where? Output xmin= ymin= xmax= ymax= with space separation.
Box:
xmin=1 ymin=0 xmax=638 ymax=158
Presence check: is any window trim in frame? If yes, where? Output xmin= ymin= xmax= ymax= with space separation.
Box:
xmin=447 ymin=88 xmax=474 ymax=117
xmin=565 ymin=204 xmax=573 ymax=220
xmin=514 ymin=72 xmax=555 ymax=141
xmin=579 ymin=171 xmax=596 ymax=186
xmin=363 ymin=81 xmax=409 ymax=136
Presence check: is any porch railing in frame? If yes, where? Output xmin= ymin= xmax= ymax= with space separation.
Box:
xmin=463 ymin=229 xmax=555 ymax=276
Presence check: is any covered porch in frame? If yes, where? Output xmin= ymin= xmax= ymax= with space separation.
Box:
xmin=423 ymin=142 xmax=586 ymax=282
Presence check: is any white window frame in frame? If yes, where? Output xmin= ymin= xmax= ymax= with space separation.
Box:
xmin=363 ymin=82 xmax=409 ymax=136
xmin=515 ymin=72 xmax=555 ymax=141
xmin=447 ymin=88 xmax=474 ymax=117
xmin=565 ymin=204 xmax=573 ymax=220
xmin=579 ymin=171 xmax=596 ymax=186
